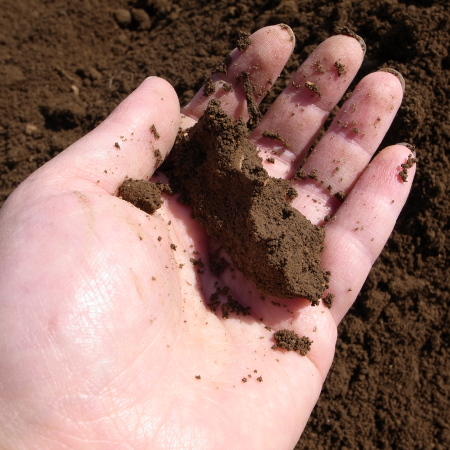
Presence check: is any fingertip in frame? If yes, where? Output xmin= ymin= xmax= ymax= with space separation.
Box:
xmin=257 ymin=23 xmax=296 ymax=49
xmin=333 ymin=26 xmax=366 ymax=55
xmin=381 ymin=143 xmax=418 ymax=185
xmin=277 ymin=23 xmax=296 ymax=45
xmin=378 ymin=68 xmax=406 ymax=92
xmin=397 ymin=142 xmax=417 ymax=157
xmin=142 ymin=76 xmax=180 ymax=106
xmin=246 ymin=24 xmax=296 ymax=73
xmin=111 ymin=76 xmax=180 ymax=125
xmin=320 ymin=33 xmax=366 ymax=68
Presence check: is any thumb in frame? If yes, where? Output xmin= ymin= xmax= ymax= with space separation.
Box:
xmin=30 ymin=76 xmax=180 ymax=196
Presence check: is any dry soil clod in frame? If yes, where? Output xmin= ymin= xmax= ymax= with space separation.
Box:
xmin=237 ymin=30 xmax=252 ymax=51
xmin=203 ymin=77 xmax=215 ymax=96
xmin=262 ymin=129 xmax=291 ymax=148
xmin=150 ymin=124 xmax=160 ymax=139
xmin=334 ymin=61 xmax=346 ymax=77
xmin=242 ymin=71 xmax=262 ymax=128
xmin=119 ymin=178 xmax=164 ymax=215
xmin=399 ymin=153 xmax=418 ymax=182
xmin=213 ymin=55 xmax=232 ymax=75
xmin=162 ymin=100 xmax=328 ymax=301
xmin=305 ymin=81 xmax=322 ymax=97
xmin=272 ymin=329 xmax=313 ymax=356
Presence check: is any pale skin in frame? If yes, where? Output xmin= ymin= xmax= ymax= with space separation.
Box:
xmin=0 ymin=25 xmax=415 ymax=449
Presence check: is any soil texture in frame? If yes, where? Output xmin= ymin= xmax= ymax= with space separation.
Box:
xmin=164 ymin=99 xmax=327 ymax=301
xmin=1 ymin=0 xmax=449 ymax=448
xmin=119 ymin=178 xmax=164 ymax=215
xmin=273 ymin=329 xmax=314 ymax=356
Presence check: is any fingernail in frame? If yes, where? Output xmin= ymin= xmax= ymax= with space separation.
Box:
xmin=333 ymin=26 xmax=366 ymax=55
xmin=278 ymin=23 xmax=295 ymax=42
xmin=378 ymin=68 xmax=405 ymax=92
xmin=398 ymin=142 xmax=417 ymax=156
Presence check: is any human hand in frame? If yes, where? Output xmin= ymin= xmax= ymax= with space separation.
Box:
xmin=0 ymin=25 xmax=415 ymax=449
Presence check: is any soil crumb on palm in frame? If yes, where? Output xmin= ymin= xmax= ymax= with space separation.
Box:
xmin=119 ymin=178 xmax=164 ymax=214
xmin=272 ymin=329 xmax=313 ymax=355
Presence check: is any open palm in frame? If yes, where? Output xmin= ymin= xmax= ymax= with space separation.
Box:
xmin=0 ymin=26 xmax=415 ymax=449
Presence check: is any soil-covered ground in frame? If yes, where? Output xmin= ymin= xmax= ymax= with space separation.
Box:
xmin=1 ymin=0 xmax=449 ymax=448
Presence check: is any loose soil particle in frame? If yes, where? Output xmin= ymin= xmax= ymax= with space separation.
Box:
xmin=154 ymin=149 xmax=163 ymax=169
xmin=163 ymin=100 xmax=328 ymax=302
xmin=295 ymin=168 xmax=308 ymax=180
xmin=236 ymin=30 xmax=251 ymax=51
xmin=322 ymin=293 xmax=335 ymax=308
xmin=262 ymin=129 xmax=290 ymax=148
xmin=242 ymin=71 xmax=262 ymax=128
xmin=150 ymin=124 xmax=160 ymax=139
xmin=399 ymin=153 xmax=418 ymax=182
xmin=334 ymin=191 xmax=346 ymax=202
xmin=203 ymin=77 xmax=215 ymax=96
xmin=222 ymin=82 xmax=233 ymax=92
xmin=209 ymin=250 xmax=230 ymax=276
xmin=334 ymin=61 xmax=346 ymax=77
xmin=305 ymin=81 xmax=322 ymax=97
xmin=213 ymin=55 xmax=231 ymax=75
xmin=221 ymin=295 xmax=251 ymax=318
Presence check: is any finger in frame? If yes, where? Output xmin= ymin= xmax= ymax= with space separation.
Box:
xmin=321 ymin=144 xmax=417 ymax=324
xmin=251 ymin=33 xmax=365 ymax=172
xmin=37 ymin=77 xmax=180 ymax=195
xmin=291 ymin=69 xmax=405 ymax=225
xmin=182 ymin=24 xmax=295 ymax=122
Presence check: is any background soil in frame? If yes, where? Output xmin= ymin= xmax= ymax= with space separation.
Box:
xmin=1 ymin=0 xmax=448 ymax=448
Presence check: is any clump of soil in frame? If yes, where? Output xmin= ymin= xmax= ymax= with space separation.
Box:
xmin=236 ymin=30 xmax=251 ymax=51
xmin=119 ymin=178 xmax=164 ymax=214
xmin=272 ymin=329 xmax=313 ymax=356
xmin=399 ymin=153 xmax=418 ymax=182
xmin=203 ymin=77 xmax=215 ymax=96
xmin=242 ymin=71 xmax=262 ymax=128
xmin=209 ymin=249 xmax=230 ymax=276
xmin=322 ymin=293 xmax=335 ymax=309
xmin=208 ymin=284 xmax=252 ymax=318
xmin=163 ymin=100 xmax=328 ymax=301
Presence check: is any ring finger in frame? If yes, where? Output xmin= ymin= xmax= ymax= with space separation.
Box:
xmin=291 ymin=69 xmax=405 ymax=225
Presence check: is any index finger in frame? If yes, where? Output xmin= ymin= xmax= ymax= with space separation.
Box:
xmin=183 ymin=24 xmax=296 ymax=123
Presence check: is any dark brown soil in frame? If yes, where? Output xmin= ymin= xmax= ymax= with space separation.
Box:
xmin=164 ymin=99 xmax=327 ymax=301
xmin=118 ymin=178 xmax=164 ymax=215
xmin=1 ymin=0 xmax=449 ymax=448
xmin=273 ymin=329 xmax=314 ymax=356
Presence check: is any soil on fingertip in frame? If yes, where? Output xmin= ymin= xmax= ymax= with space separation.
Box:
xmin=236 ymin=30 xmax=252 ymax=52
xmin=162 ymin=100 xmax=327 ymax=301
